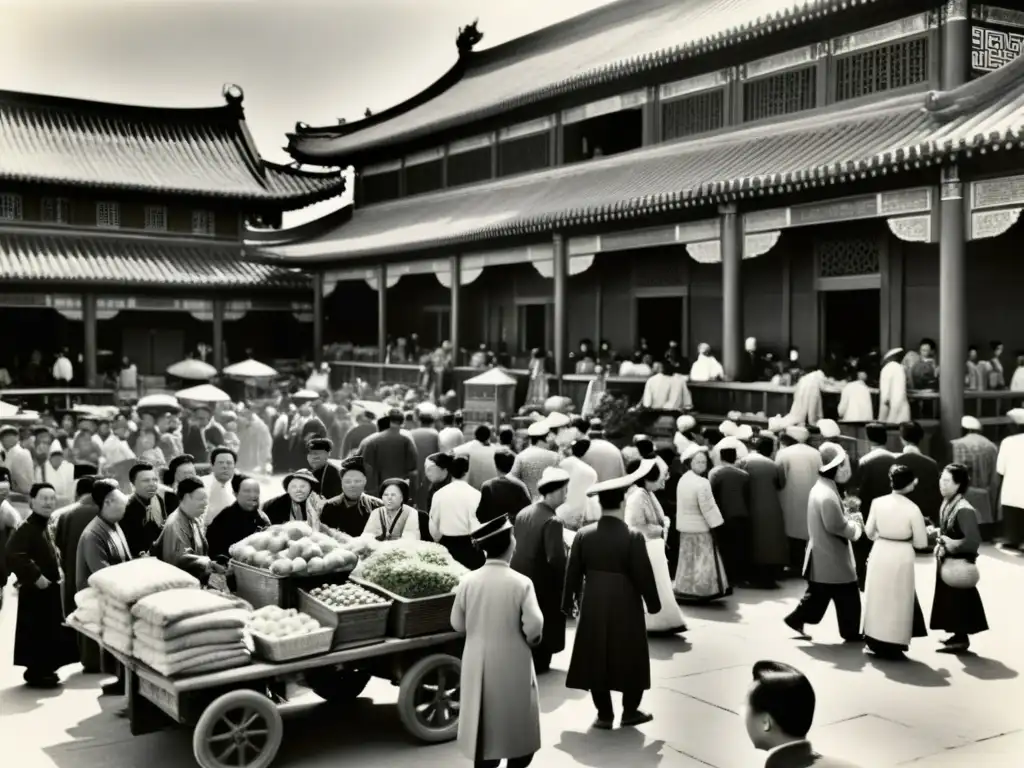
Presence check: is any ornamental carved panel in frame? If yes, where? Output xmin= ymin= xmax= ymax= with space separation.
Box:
xmin=971 ymin=26 xmax=1024 ymax=72
xmin=815 ymin=237 xmax=880 ymax=278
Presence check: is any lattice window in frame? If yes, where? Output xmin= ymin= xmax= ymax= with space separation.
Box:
xmin=835 ymin=37 xmax=929 ymax=102
xmin=497 ymin=133 xmax=550 ymax=178
xmin=405 ymin=159 xmax=444 ymax=196
xmin=96 ymin=201 xmax=120 ymax=228
xmin=144 ymin=205 xmax=168 ymax=231
xmin=661 ymin=89 xmax=726 ymax=140
xmin=743 ymin=66 xmax=816 ymax=122
xmin=361 ymin=170 xmax=401 ymax=205
xmin=447 ymin=147 xmax=492 ymax=187
xmin=192 ymin=210 xmax=216 ymax=235
xmin=816 ymin=237 xmax=880 ymax=277
xmin=0 ymin=193 xmax=23 ymax=221
xmin=41 ymin=197 xmax=70 ymax=224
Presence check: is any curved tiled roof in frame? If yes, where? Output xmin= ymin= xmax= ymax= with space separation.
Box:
xmin=257 ymin=56 xmax=1024 ymax=263
xmin=289 ymin=0 xmax=918 ymax=162
xmin=0 ymin=87 xmax=344 ymax=207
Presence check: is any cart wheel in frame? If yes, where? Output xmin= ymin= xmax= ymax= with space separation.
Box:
xmin=193 ymin=689 xmax=283 ymax=768
xmin=396 ymin=653 xmax=461 ymax=743
xmin=304 ymin=667 xmax=372 ymax=703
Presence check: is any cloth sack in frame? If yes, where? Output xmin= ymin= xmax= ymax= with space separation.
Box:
xmin=136 ymin=646 xmax=250 ymax=677
xmin=132 ymin=608 xmax=249 ymax=641
xmin=74 ymin=587 xmax=100 ymax=609
xmin=74 ymin=606 xmax=101 ymax=626
xmin=102 ymin=627 xmax=133 ymax=655
xmin=135 ymin=639 xmax=247 ymax=669
xmin=131 ymin=588 xmax=236 ymax=627
xmin=102 ymin=599 xmax=133 ymax=626
xmin=940 ymin=558 xmax=980 ymax=589
xmin=133 ymin=624 xmax=245 ymax=654
xmin=160 ymin=654 xmax=251 ymax=678
xmin=103 ymin=612 xmax=133 ymax=637
xmin=88 ymin=559 xmax=199 ymax=605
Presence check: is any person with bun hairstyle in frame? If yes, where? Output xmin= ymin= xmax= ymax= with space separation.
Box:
xmin=430 ymin=454 xmax=483 ymax=569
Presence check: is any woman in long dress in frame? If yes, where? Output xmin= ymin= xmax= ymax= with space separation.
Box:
xmin=930 ymin=463 xmax=988 ymax=654
xmin=624 ymin=458 xmax=687 ymax=635
xmin=673 ymin=446 xmax=730 ymax=602
xmin=862 ymin=464 xmax=929 ymax=658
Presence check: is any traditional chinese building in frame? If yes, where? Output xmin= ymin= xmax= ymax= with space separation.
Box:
xmin=250 ymin=0 xmax=1024 ymax=451
xmin=0 ymin=84 xmax=344 ymax=388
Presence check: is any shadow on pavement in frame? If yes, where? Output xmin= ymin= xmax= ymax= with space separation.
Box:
xmin=864 ymin=655 xmax=951 ymax=687
xmin=795 ymin=642 xmax=868 ymax=672
xmin=538 ymin=669 xmax=588 ymax=713
xmin=555 ymin=726 xmax=665 ymax=767
xmin=648 ymin=635 xmax=691 ymax=661
xmin=956 ymin=652 xmax=1019 ymax=681
xmin=0 ymin=681 xmax=64 ymax=716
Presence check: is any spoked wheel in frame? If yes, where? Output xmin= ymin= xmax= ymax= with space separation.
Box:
xmin=304 ymin=666 xmax=372 ymax=703
xmin=396 ymin=653 xmax=461 ymax=743
xmin=193 ymin=689 xmax=283 ymax=768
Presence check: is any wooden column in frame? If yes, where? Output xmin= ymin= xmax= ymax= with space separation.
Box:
xmin=780 ymin=251 xmax=792 ymax=350
xmin=82 ymin=293 xmax=98 ymax=388
xmin=552 ymin=233 xmax=568 ymax=379
xmin=939 ymin=165 xmax=966 ymax=455
xmin=376 ymin=264 xmax=388 ymax=363
xmin=449 ymin=255 xmax=461 ymax=364
xmin=942 ymin=0 xmax=970 ymax=89
xmin=312 ymin=271 xmax=325 ymax=366
xmin=720 ymin=204 xmax=744 ymax=380
xmin=211 ymin=299 xmax=225 ymax=371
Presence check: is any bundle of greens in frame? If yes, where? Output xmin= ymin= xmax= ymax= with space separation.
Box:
xmin=354 ymin=540 xmax=468 ymax=599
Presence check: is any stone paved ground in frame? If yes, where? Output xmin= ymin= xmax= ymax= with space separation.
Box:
xmin=2 ymin=481 xmax=1021 ymax=768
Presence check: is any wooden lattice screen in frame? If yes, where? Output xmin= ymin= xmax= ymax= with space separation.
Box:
xmin=743 ymin=66 xmax=817 ymax=122
xmin=834 ymin=37 xmax=930 ymax=102
xmin=661 ymin=89 xmax=726 ymax=140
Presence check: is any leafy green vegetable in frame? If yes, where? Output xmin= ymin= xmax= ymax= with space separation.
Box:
xmin=354 ymin=540 xmax=468 ymax=598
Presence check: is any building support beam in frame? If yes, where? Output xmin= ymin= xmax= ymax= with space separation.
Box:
xmin=552 ymin=233 xmax=568 ymax=380
xmin=212 ymin=299 xmax=225 ymax=371
xmin=312 ymin=271 xmax=325 ymax=367
xmin=377 ymin=264 xmax=388 ymax=364
xmin=939 ymin=165 xmax=966 ymax=456
xmin=942 ymin=0 xmax=970 ymax=90
xmin=82 ymin=294 xmax=98 ymax=388
xmin=720 ymin=204 xmax=743 ymax=380
xmin=449 ymin=255 xmax=461 ymax=365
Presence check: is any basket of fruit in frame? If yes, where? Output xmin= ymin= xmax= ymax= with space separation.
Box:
xmin=247 ymin=605 xmax=334 ymax=662
xmin=229 ymin=522 xmax=360 ymax=609
xmin=299 ymin=582 xmax=393 ymax=646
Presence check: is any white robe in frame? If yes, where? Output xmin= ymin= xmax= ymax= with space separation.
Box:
xmin=689 ymin=355 xmax=724 ymax=382
xmin=838 ymin=379 xmax=875 ymax=422
xmin=784 ymin=370 xmax=825 ymax=427
xmin=862 ymin=494 xmax=929 ymax=646
xmin=710 ymin=436 xmax=749 ymax=468
xmin=878 ymin=361 xmax=911 ymax=424
xmin=641 ymin=373 xmax=675 ymax=409
xmin=202 ymin=475 xmax=236 ymax=527
xmin=555 ymin=455 xmax=600 ymax=531
xmin=669 ymin=374 xmax=693 ymax=411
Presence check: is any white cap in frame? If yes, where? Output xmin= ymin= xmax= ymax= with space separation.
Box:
xmin=961 ymin=415 xmax=982 ymax=431
xmin=545 ymin=411 xmax=570 ymax=430
xmin=883 ymin=347 xmax=905 ymax=361
xmin=49 ymin=439 xmax=64 ymax=455
xmin=767 ymin=415 xmax=785 ymax=432
xmin=586 ymin=458 xmax=657 ymax=496
xmin=819 ymin=441 xmax=848 ymax=473
xmin=679 ymin=444 xmax=708 ymax=463
xmin=736 ymin=424 xmax=754 ymax=441
xmin=537 ymin=467 xmax=571 ymax=494
xmin=1008 ymin=408 xmax=1024 ymax=426
xmin=726 ymin=410 xmax=742 ymax=421
xmin=676 ymin=415 xmax=697 ymax=432
xmin=719 ymin=420 xmax=739 ymax=437
xmin=527 ymin=421 xmax=550 ymax=438
xmin=415 ymin=402 xmax=438 ymax=418
xmin=817 ymin=418 xmax=841 ymax=439
xmin=786 ymin=425 xmax=810 ymax=443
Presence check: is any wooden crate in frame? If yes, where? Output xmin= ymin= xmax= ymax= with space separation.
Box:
xmin=351 ymin=578 xmax=455 ymax=638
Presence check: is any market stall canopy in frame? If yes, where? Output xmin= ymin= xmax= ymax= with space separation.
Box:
xmin=176 ymin=384 xmax=232 ymax=404
xmin=291 ymin=389 xmax=321 ymax=402
xmin=223 ymin=359 xmax=278 ymax=378
xmin=73 ymin=404 xmax=120 ymax=420
xmin=136 ymin=393 xmax=182 ymax=413
xmin=1 ymin=409 xmax=41 ymax=425
xmin=0 ymin=400 xmax=19 ymax=419
xmin=351 ymin=400 xmax=389 ymax=419
xmin=464 ymin=368 xmax=517 ymax=386
xmin=167 ymin=359 xmax=218 ymax=380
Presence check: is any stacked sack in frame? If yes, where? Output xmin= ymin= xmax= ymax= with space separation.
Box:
xmin=88 ymin=559 xmax=201 ymax=657
xmin=131 ymin=589 xmax=251 ymax=677
xmin=70 ymin=588 xmax=102 ymax=634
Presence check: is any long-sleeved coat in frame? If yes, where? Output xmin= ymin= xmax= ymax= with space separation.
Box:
xmin=76 ymin=515 xmax=132 ymax=590
xmin=121 ymin=493 xmax=166 ymax=559
xmin=362 ymin=428 xmax=419 ymax=493
xmin=581 ymin=438 xmax=626 ymax=483
xmin=451 ymin=560 xmax=543 ymax=762
xmin=206 ymin=502 xmax=270 ymax=563
xmin=52 ymin=498 xmax=100 ymax=614
xmin=510 ymin=501 xmax=567 ymax=656
xmin=475 ymin=475 xmax=530 ymax=524
xmin=854 ymin=449 xmax=897 ymax=518
xmin=838 ymin=379 xmax=875 ymax=422
xmin=804 ymin=478 xmax=861 ymax=584
xmin=739 ymin=453 xmax=790 ymax=567
xmin=708 ymin=464 xmax=750 ymax=522
xmin=950 ymin=433 xmax=999 ymax=525
xmin=454 ymin=440 xmax=500 ymax=490
xmin=897 ymin=449 xmax=942 ymax=525
xmin=555 ymin=455 xmax=599 ymax=530
xmin=878 ymin=361 xmax=911 ymax=423
xmin=776 ymin=443 xmax=821 ymax=541
xmin=509 ymin=445 xmax=560 ymax=500
xmin=153 ymin=510 xmax=211 ymax=584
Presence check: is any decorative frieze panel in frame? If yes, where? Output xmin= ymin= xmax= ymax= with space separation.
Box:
xmin=744 ymin=208 xmax=791 ymax=233
xmin=561 ymin=89 xmax=647 ymax=125
xmin=743 ymin=188 xmax=933 ymax=233
xmin=971 ymin=26 xmax=1024 ymax=72
xmin=832 ymin=12 xmax=934 ymax=55
xmin=816 ymin=238 xmax=880 ymax=278
xmin=684 ymin=232 xmax=781 ymax=264
xmin=659 ymin=70 xmax=730 ymax=102
xmin=970 ymin=174 xmax=1024 ymax=209
xmin=887 ymin=215 xmax=932 ymax=243
xmin=742 ymin=45 xmax=819 ymax=79
xmin=498 ymin=116 xmax=554 ymax=141
xmin=970 ymin=208 xmax=1022 ymax=240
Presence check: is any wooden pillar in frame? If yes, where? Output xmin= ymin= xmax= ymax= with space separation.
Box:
xmin=312 ymin=271 xmax=325 ymax=366
xmin=939 ymin=165 xmax=966 ymax=455
xmin=449 ymin=255 xmax=461 ymax=364
xmin=720 ymin=204 xmax=743 ymax=380
xmin=942 ymin=0 xmax=970 ymax=89
xmin=552 ymin=234 xmax=568 ymax=379
xmin=82 ymin=294 xmax=98 ymax=388
xmin=376 ymin=264 xmax=388 ymax=363
xmin=781 ymin=251 xmax=792 ymax=350
xmin=211 ymin=299 xmax=225 ymax=371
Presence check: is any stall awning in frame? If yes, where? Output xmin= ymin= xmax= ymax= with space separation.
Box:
xmin=0 ymin=231 xmax=310 ymax=289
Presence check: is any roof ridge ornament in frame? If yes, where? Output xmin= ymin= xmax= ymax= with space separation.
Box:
xmin=222 ymin=83 xmax=244 ymax=107
xmin=456 ymin=19 xmax=483 ymax=56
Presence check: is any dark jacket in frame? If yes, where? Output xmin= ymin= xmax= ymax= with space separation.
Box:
xmin=362 ymin=428 xmax=419 ymax=493
xmin=318 ymin=493 xmax=383 ymax=538
xmin=206 ymin=502 xmax=270 ymax=564
xmin=52 ymin=498 xmax=99 ymax=612
xmin=764 ymin=740 xmax=861 ymax=768
xmin=311 ymin=462 xmax=343 ymax=501
xmin=854 ymin=448 xmax=898 ymax=516
xmin=262 ymin=493 xmax=315 ymax=527
xmin=708 ymin=464 xmax=751 ymax=520
xmin=76 ymin=516 xmax=132 ymax=591
xmin=153 ymin=510 xmax=211 ymax=584
xmin=897 ymin=449 xmax=942 ymax=524
xmin=476 ymin=475 xmax=531 ymax=524
xmin=121 ymin=493 xmax=166 ymax=559
xmin=509 ymin=501 xmax=567 ymax=655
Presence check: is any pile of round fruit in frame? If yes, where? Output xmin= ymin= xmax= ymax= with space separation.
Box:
xmin=248 ymin=605 xmax=324 ymax=639
xmin=228 ymin=521 xmax=359 ymax=577
xmin=308 ymin=582 xmax=390 ymax=610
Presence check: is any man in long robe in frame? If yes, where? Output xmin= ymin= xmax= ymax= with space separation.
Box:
xmin=362 ymin=409 xmax=419 ymax=496
xmin=409 ymin=408 xmax=440 ymax=509
xmin=739 ymin=436 xmax=789 ymax=587
xmin=153 ymin=477 xmax=221 ymax=584
xmin=952 ymin=415 xmax=1000 ymax=540
xmin=640 ymin=362 xmax=676 ymax=410
xmin=775 ymin=427 xmax=821 ymax=573
xmin=52 ymin=474 xmax=101 ymax=671
xmin=2 ymin=425 xmax=35 ymax=495
xmin=122 ymin=461 xmax=166 ymax=558
xmin=709 ymin=447 xmax=751 ymax=586
xmin=509 ymin=422 xmax=560 ymax=500
xmin=510 ymin=468 xmax=570 ymax=674
xmin=454 ymin=424 xmax=500 ymax=490
xmin=341 ymin=411 xmax=375 ymax=458
xmin=897 ymin=421 xmax=942 ymax=527
xmin=852 ymin=423 xmax=897 ymax=589
xmin=236 ymin=409 xmax=272 ymax=474
xmin=689 ymin=343 xmax=724 ymax=382
xmin=476 ymin=449 xmax=531 ymax=524
xmin=838 ymin=368 xmax=875 ymax=422
xmin=878 ymin=348 xmax=911 ymax=423
xmin=556 ymin=439 xmax=600 ymax=531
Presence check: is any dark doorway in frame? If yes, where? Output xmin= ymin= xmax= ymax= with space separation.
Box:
xmin=636 ymin=296 xmax=683 ymax=361
xmin=563 ymin=108 xmax=644 ymax=164
xmin=822 ymin=289 xmax=880 ymax=361
xmin=122 ymin=326 xmax=185 ymax=376
xmin=517 ymin=303 xmax=549 ymax=354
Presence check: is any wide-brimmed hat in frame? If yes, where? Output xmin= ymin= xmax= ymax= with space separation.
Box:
xmin=537 ymin=467 xmax=570 ymax=495
xmin=586 ymin=457 xmax=657 ymax=496
xmin=527 ymin=421 xmax=550 ymax=438
xmin=961 ymin=415 xmax=982 ymax=431
xmin=818 ymin=442 xmax=848 ymax=473
xmin=817 ymin=418 xmax=841 ymax=439
xmin=283 ymin=468 xmax=319 ymax=490
xmin=676 ymin=414 xmax=697 ymax=432
xmin=785 ymin=425 xmax=810 ymax=443
xmin=471 ymin=515 xmax=513 ymax=545
xmin=545 ymin=411 xmax=570 ymax=430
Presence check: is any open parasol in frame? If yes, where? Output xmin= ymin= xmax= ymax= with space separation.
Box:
xmin=222 ymin=358 xmax=278 ymax=379
xmin=167 ymin=359 xmax=217 ymax=380
xmin=136 ymin=393 xmax=182 ymax=414
xmin=291 ymin=389 xmax=321 ymax=402
xmin=351 ymin=399 xmax=389 ymax=419
xmin=176 ymin=384 xmax=232 ymax=404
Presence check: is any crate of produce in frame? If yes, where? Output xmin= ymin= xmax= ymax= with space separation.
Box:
xmin=351 ymin=578 xmax=455 ymax=638
xmin=298 ymin=582 xmax=393 ymax=647
xmin=231 ymin=560 xmax=351 ymax=609
xmin=247 ymin=606 xmax=334 ymax=662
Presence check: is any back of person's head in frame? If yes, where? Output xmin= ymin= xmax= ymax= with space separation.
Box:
xmin=419 ymin=412 xmax=435 ymax=427
xmin=720 ymin=447 xmax=737 ymax=465
xmin=899 ymin=420 xmax=924 ymax=446
xmin=571 ymin=438 xmax=591 ymax=459
xmin=493 ymin=448 xmax=515 ymax=474
xmin=450 ymin=455 xmax=470 ymax=480
xmin=475 ymin=424 xmax=492 ymax=444
xmin=779 ymin=433 xmax=797 ymax=448
xmin=755 ymin=436 xmax=775 ymax=457
xmin=571 ymin=417 xmax=589 ymax=433
xmin=865 ymin=422 xmax=888 ymax=446
xmin=75 ymin=475 xmax=97 ymax=498
xmin=747 ymin=660 xmax=816 ymax=739
xmin=498 ymin=426 xmax=514 ymax=446
xmin=441 ymin=412 xmax=455 ymax=427
xmin=376 ymin=416 xmax=389 ymax=432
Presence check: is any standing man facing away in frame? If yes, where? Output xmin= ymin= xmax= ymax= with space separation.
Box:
xmin=996 ymin=407 xmax=1024 ymax=550
xmin=775 ymin=427 xmax=820 ymax=574
xmin=476 ymin=449 xmax=530 ymax=525
xmin=362 ymin=408 xmax=419 ymax=497
xmin=896 ymin=421 xmax=942 ymax=526
xmin=510 ymin=422 xmax=559 ymax=500
xmin=851 ymin=423 xmax=897 ymax=589
xmin=52 ymin=474 xmax=101 ymax=671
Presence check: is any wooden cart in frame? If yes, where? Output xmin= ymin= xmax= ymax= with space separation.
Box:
xmin=69 ymin=622 xmax=464 ymax=768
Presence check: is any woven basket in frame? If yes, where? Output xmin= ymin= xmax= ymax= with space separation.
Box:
xmin=940 ymin=558 xmax=980 ymax=590
xmin=250 ymin=625 xmax=334 ymax=662
xmin=230 ymin=560 xmax=351 ymax=609
xmin=351 ymin=578 xmax=455 ymax=638
xmin=297 ymin=587 xmax=392 ymax=647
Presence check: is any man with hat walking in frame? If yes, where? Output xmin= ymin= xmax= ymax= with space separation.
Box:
xmin=784 ymin=443 xmax=864 ymax=643
xmin=776 ymin=426 xmax=821 ymax=573
xmin=952 ymin=415 xmax=999 ymax=540
xmin=511 ymin=466 xmax=570 ymax=673
xmin=878 ymin=348 xmax=911 ymax=424
xmin=510 ymin=421 xmax=560 ymax=500
xmin=996 ymin=407 xmax=1024 ymax=550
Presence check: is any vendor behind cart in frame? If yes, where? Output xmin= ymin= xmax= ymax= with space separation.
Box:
xmin=362 ymin=478 xmax=436 ymax=542
xmin=207 ymin=476 xmax=270 ymax=563
xmin=319 ymin=456 xmax=382 ymax=537
xmin=152 ymin=476 xmax=224 ymax=585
